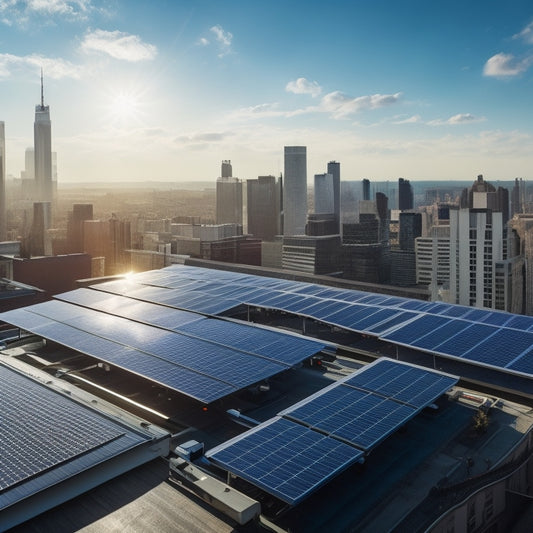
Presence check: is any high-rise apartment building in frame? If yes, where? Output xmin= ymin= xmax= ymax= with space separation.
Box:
xmin=34 ymin=72 xmax=52 ymax=204
xmin=283 ymin=146 xmax=307 ymax=236
xmin=0 ymin=121 xmax=6 ymax=241
xmin=449 ymin=207 xmax=505 ymax=309
xmin=398 ymin=177 xmax=413 ymax=211
xmin=247 ymin=175 xmax=281 ymax=241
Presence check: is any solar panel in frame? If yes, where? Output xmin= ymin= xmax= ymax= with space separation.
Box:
xmin=0 ymin=308 xmax=238 ymax=403
xmin=409 ymin=319 xmax=472 ymax=351
xmin=462 ymin=329 xmax=533 ymax=368
xmin=56 ymin=288 xmax=203 ymax=330
xmin=0 ymin=363 xmax=151 ymax=505
xmin=433 ymin=323 xmax=497 ymax=357
xmin=206 ymin=417 xmax=363 ymax=506
xmin=508 ymin=349 xmax=533 ymax=374
xmin=381 ymin=314 xmax=452 ymax=344
xmin=342 ymin=359 xmax=458 ymax=408
xmin=282 ymin=385 xmax=416 ymax=450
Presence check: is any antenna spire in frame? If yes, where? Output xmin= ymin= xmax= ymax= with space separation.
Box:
xmin=40 ymin=68 xmax=44 ymax=108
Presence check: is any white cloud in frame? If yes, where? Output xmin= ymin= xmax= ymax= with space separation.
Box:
xmin=428 ymin=113 xmax=485 ymax=126
xmin=0 ymin=0 xmax=92 ymax=25
xmin=286 ymin=77 xmax=322 ymax=97
xmin=483 ymin=52 xmax=532 ymax=77
xmin=392 ymin=114 xmax=422 ymax=124
xmin=0 ymin=52 xmax=82 ymax=78
xmin=197 ymin=37 xmax=209 ymax=46
xmin=209 ymin=24 xmax=233 ymax=57
xmin=513 ymin=21 xmax=533 ymax=45
xmin=26 ymin=0 xmax=90 ymax=16
xmin=319 ymin=91 xmax=402 ymax=118
xmin=81 ymin=29 xmax=157 ymax=62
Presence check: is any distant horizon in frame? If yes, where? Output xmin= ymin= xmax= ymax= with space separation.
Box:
xmin=2 ymin=1 xmax=533 ymax=182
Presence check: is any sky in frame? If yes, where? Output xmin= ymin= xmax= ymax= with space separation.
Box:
xmin=1 ymin=0 xmax=533 ymax=183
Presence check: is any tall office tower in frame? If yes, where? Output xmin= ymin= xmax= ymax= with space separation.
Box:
xmin=314 ymin=173 xmax=334 ymax=214
xmin=29 ymin=202 xmax=52 ymax=256
xmin=34 ymin=71 xmax=53 ymax=204
xmin=221 ymin=160 xmax=232 ymax=178
xmin=340 ymin=181 xmax=361 ymax=223
xmin=283 ymin=146 xmax=307 ymax=236
xmin=247 ymin=175 xmax=281 ymax=241
xmin=66 ymin=204 xmax=93 ymax=253
xmin=362 ymin=178 xmax=370 ymax=201
xmin=327 ymin=161 xmax=341 ymax=233
xmin=398 ymin=178 xmax=413 ymax=211
xmin=511 ymin=178 xmax=523 ymax=218
xmin=0 ymin=121 xmax=5 ymax=241
xmin=216 ymin=177 xmax=243 ymax=225
xmin=399 ymin=212 xmax=422 ymax=251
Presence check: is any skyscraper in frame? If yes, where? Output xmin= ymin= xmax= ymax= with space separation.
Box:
xmin=216 ymin=176 xmax=243 ymax=225
xmin=283 ymin=146 xmax=307 ymax=236
xmin=398 ymin=177 xmax=413 ymax=211
xmin=314 ymin=173 xmax=334 ymax=215
xmin=327 ymin=161 xmax=341 ymax=233
xmin=247 ymin=175 xmax=281 ymax=241
xmin=0 ymin=121 xmax=6 ymax=241
xmin=34 ymin=70 xmax=52 ymax=204
xmin=221 ymin=160 xmax=232 ymax=178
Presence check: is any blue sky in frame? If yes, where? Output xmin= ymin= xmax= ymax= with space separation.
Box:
xmin=1 ymin=0 xmax=533 ymax=183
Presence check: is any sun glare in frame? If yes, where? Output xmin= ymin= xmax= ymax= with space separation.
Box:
xmin=101 ymin=83 xmax=148 ymax=127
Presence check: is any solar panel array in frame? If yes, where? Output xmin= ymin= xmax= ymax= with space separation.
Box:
xmin=0 ymin=363 xmax=151 ymax=509
xmin=207 ymin=359 xmax=457 ymax=505
xmin=0 ymin=294 xmax=329 ymax=404
xmin=207 ymin=417 xmax=363 ymax=506
xmin=104 ymin=265 xmax=533 ymax=379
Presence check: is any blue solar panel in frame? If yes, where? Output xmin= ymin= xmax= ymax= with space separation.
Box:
xmin=381 ymin=314 xmax=451 ymax=344
xmin=409 ymin=319 xmax=472 ymax=351
xmin=478 ymin=311 xmax=512 ymax=327
xmin=0 ymin=308 xmax=239 ymax=403
xmin=366 ymin=311 xmax=418 ymax=335
xmin=433 ymin=323 xmax=498 ymax=357
xmin=206 ymin=417 xmax=363 ymax=506
xmin=501 ymin=315 xmax=533 ymax=332
xmin=397 ymin=300 xmax=433 ymax=312
xmin=342 ymin=359 xmax=458 ymax=408
xmin=348 ymin=308 xmax=406 ymax=334
xmin=0 ymin=363 xmax=152 ymax=507
xmin=283 ymin=385 xmax=415 ymax=450
xmin=439 ymin=304 xmax=475 ymax=319
xmin=463 ymin=329 xmax=533 ymax=368
xmin=177 ymin=318 xmax=328 ymax=366
xmin=315 ymin=303 xmax=366 ymax=327
xmin=507 ymin=349 xmax=533 ymax=374
xmin=56 ymin=288 xmax=203 ymax=330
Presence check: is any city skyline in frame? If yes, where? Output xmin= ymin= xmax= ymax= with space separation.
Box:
xmin=1 ymin=1 xmax=533 ymax=183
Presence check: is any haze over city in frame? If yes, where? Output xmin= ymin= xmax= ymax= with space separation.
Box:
xmin=1 ymin=0 xmax=533 ymax=183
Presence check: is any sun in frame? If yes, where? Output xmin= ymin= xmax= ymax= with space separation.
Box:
xmin=101 ymin=84 xmax=148 ymax=127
